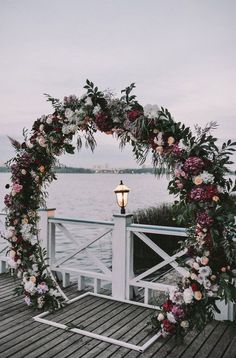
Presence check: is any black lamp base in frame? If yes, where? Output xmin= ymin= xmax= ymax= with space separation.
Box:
xmin=120 ymin=207 xmax=126 ymax=214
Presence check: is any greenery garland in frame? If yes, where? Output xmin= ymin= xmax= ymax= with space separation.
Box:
xmin=2 ymin=80 xmax=236 ymax=337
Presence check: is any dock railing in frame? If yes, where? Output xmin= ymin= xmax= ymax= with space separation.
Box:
xmin=37 ymin=210 xmax=189 ymax=301
xmin=0 ymin=208 xmax=235 ymax=321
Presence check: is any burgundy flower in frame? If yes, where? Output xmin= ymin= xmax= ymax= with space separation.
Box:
xmin=94 ymin=112 xmax=113 ymax=133
xmin=127 ymin=109 xmax=142 ymax=122
xmin=189 ymin=184 xmax=218 ymax=202
xmin=162 ymin=319 xmax=176 ymax=333
xmin=172 ymin=143 xmax=184 ymax=157
xmin=187 ymin=246 xmax=198 ymax=257
xmin=4 ymin=194 xmax=12 ymax=207
xmin=204 ymin=184 xmax=218 ymax=200
xmin=183 ymin=157 xmax=204 ymax=175
xmin=204 ymin=233 xmax=213 ymax=250
xmin=191 ymin=283 xmax=200 ymax=292
xmin=197 ymin=211 xmax=214 ymax=227
xmin=162 ymin=299 xmax=173 ymax=312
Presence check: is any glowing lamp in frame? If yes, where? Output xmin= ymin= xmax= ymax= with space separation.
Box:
xmin=114 ymin=180 xmax=130 ymax=214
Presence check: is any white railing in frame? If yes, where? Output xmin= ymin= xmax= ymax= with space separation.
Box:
xmin=47 ymin=216 xmax=114 ymax=292
xmin=127 ymin=223 xmax=188 ymax=304
xmin=37 ymin=210 xmax=188 ymax=305
xmin=0 ymin=208 xmax=235 ymax=320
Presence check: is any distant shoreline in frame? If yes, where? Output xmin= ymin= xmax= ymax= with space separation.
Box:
xmin=0 ymin=166 xmax=157 ymax=174
xmin=0 ymin=166 xmax=235 ymax=175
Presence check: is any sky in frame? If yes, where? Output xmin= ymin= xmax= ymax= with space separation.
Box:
xmin=0 ymin=0 xmax=235 ymax=168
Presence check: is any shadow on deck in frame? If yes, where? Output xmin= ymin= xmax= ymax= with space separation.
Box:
xmin=0 ymin=273 xmax=235 ymax=358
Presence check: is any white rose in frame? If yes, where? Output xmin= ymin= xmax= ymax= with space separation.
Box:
xmin=183 ymin=288 xmax=194 ymax=304
xmin=65 ymin=108 xmax=74 ymax=120
xmin=21 ymin=169 xmax=27 ymax=175
xmin=167 ymin=312 xmax=176 ymax=323
xmin=201 ymin=171 xmax=214 ymax=184
xmin=24 ymin=280 xmax=36 ymax=293
xmin=39 ymin=124 xmax=44 ymax=132
xmin=180 ymin=320 xmax=189 ymax=329
xmin=157 ymin=313 xmax=165 ymax=321
xmin=192 ymin=262 xmax=200 ymax=270
xmin=5 ymin=228 xmax=15 ymax=239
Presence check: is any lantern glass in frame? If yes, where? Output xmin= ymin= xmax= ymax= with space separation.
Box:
xmin=114 ymin=180 xmax=130 ymax=214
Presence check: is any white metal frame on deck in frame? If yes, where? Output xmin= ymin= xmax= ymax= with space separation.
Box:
xmin=33 ymin=292 xmax=161 ymax=353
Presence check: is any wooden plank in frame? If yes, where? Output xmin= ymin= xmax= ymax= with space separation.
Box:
xmin=0 ymin=295 xmax=97 ymax=347
xmin=194 ymin=321 xmax=229 ymax=358
xmin=27 ymin=302 xmax=148 ymax=358
xmin=79 ymin=310 xmax=153 ymax=358
xmin=1 ymin=297 xmax=120 ymax=357
xmin=19 ymin=301 xmax=125 ymax=357
xmin=222 ymin=335 xmax=236 ymax=358
xmin=1 ymin=273 xmax=236 ymax=358
xmin=180 ymin=320 xmax=218 ymax=358
xmin=207 ymin=322 xmax=236 ymax=358
xmin=158 ymin=330 xmax=201 ymax=358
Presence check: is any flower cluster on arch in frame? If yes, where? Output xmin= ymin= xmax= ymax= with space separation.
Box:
xmin=2 ymin=80 xmax=236 ymax=336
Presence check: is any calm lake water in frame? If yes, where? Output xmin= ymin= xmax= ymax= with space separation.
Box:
xmin=0 ymin=173 xmax=174 ymax=272
xmin=0 ymin=173 xmax=173 ymax=218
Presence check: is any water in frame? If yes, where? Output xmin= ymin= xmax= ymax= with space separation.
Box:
xmin=0 ymin=173 xmax=174 ymax=272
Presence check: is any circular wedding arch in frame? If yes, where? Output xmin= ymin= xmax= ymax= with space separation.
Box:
xmin=3 ymin=80 xmax=236 ymax=337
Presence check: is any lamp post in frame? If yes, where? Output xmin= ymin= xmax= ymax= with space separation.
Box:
xmin=114 ymin=180 xmax=130 ymax=214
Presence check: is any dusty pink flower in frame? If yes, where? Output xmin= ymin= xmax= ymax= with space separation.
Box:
xmin=172 ymin=305 xmax=185 ymax=319
xmin=12 ymin=183 xmax=23 ymax=193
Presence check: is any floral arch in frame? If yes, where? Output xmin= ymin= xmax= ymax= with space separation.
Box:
xmin=2 ymin=80 xmax=236 ymax=337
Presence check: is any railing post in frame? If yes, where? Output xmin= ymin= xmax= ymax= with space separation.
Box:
xmin=48 ymin=221 xmax=56 ymax=267
xmin=112 ymin=213 xmax=133 ymax=300
xmin=0 ymin=260 xmax=7 ymax=273
xmin=37 ymin=208 xmax=56 ymax=261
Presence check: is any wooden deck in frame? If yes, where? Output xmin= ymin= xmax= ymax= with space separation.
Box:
xmin=0 ymin=273 xmax=235 ymax=358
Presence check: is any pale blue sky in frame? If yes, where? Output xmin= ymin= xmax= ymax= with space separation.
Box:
xmin=0 ymin=0 xmax=235 ymax=168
